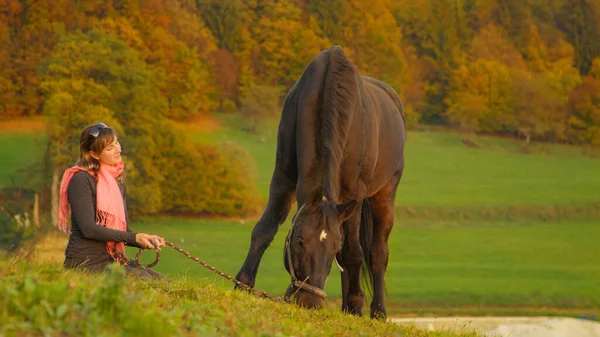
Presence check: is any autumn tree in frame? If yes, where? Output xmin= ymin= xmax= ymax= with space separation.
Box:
xmin=196 ymin=0 xmax=248 ymax=51
xmin=196 ymin=0 xmax=255 ymax=102
xmin=556 ymin=0 xmax=600 ymax=75
xmin=399 ymin=45 xmax=426 ymax=127
xmin=306 ymin=0 xmax=345 ymax=41
xmin=333 ymin=0 xmax=407 ymax=91
xmin=213 ymin=48 xmax=240 ymax=110
xmin=393 ymin=0 xmax=468 ymax=123
xmin=565 ymin=58 xmax=600 ymax=147
xmin=41 ymin=29 xmax=261 ymax=219
xmin=40 ymin=29 xmax=167 ymax=218
xmin=245 ymin=0 xmax=330 ymax=87
xmin=0 ymin=0 xmax=22 ymax=116
xmin=446 ymin=59 xmax=513 ymax=139
xmin=468 ymin=24 xmax=527 ymax=70
xmin=8 ymin=0 xmax=87 ymax=116
xmin=144 ymin=26 xmax=216 ymax=120
xmin=509 ymin=70 xmax=563 ymax=146
xmin=0 ymin=17 xmax=16 ymax=116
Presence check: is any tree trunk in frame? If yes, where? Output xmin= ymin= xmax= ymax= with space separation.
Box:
xmin=51 ymin=167 xmax=59 ymax=228
xmin=33 ymin=192 xmax=40 ymax=228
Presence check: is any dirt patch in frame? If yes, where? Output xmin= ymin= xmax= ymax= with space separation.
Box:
xmin=395 ymin=202 xmax=600 ymax=223
xmin=172 ymin=115 xmax=222 ymax=134
xmin=0 ymin=119 xmax=46 ymax=133
xmin=19 ymin=230 xmax=68 ymax=264
xmin=462 ymin=138 xmax=483 ymax=148
xmin=390 ymin=317 xmax=600 ymax=337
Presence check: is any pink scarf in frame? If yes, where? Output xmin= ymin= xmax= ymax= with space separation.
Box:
xmin=58 ymin=161 xmax=127 ymax=262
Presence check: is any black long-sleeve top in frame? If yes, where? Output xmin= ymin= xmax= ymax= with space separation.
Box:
xmin=63 ymin=171 xmax=139 ymax=271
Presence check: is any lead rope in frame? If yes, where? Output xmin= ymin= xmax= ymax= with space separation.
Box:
xmin=133 ymin=241 xmax=279 ymax=302
xmin=134 ymin=237 xmax=327 ymax=302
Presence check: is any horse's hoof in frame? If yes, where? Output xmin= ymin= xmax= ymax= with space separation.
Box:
xmin=234 ymin=272 xmax=254 ymax=291
xmin=370 ymin=310 xmax=386 ymax=320
xmin=343 ymin=307 xmax=363 ymax=317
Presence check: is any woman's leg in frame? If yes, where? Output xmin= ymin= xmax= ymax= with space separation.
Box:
xmin=124 ymin=260 xmax=167 ymax=280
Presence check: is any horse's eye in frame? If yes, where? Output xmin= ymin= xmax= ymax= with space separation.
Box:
xmin=297 ymin=237 xmax=304 ymax=248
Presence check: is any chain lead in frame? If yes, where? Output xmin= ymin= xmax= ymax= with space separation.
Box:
xmin=135 ymin=241 xmax=279 ymax=301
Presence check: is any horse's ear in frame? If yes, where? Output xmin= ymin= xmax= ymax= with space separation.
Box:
xmin=336 ymin=200 xmax=357 ymax=222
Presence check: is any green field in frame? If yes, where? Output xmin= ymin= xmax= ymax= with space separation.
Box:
xmin=3 ymin=116 xmax=600 ymax=208
xmin=2 ymin=117 xmax=600 ymax=318
xmin=182 ymin=116 xmax=600 ymax=208
xmin=127 ymin=217 xmax=600 ymax=317
xmin=0 ymin=132 xmax=46 ymax=187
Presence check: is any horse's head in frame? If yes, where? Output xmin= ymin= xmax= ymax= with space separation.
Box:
xmin=284 ymin=199 xmax=356 ymax=308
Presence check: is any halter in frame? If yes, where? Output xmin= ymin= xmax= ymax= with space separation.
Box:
xmin=283 ymin=221 xmax=327 ymax=302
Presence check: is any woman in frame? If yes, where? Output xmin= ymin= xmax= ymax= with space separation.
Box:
xmin=59 ymin=122 xmax=165 ymax=278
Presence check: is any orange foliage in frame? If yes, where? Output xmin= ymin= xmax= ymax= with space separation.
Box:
xmin=0 ymin=0 xmax=599 ymax=145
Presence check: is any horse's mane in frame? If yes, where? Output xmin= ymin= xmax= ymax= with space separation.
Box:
xmin=320 ymin=46 xmax=359 ymax=202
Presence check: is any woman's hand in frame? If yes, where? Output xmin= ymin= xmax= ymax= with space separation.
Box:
xmin=136 ymin=233 xmax=166 ymax=250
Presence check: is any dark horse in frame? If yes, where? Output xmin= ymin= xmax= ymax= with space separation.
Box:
xmin=235 ymin=46 xmax=406 ymax=319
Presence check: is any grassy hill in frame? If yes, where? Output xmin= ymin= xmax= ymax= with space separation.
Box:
xmin=0 ymin=257 xmax=480 ymax=337
xmin=23 ymin=215 xmax=600 ymax=318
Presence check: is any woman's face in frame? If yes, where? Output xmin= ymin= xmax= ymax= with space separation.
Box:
xmin=93 ymin=138 xmax=122 ymax=165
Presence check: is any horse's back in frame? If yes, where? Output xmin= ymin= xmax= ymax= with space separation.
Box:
xmin=342 ymin=76 xmax=405 ymax=197
xmin=362 ymin=76 xmax=405 ymax=122
xmin=363 ymin=76 xmax=406 ymax=156
xmin=275 ymin=47 xmax=406 ymax=201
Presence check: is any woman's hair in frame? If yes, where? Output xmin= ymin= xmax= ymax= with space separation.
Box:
xmin=76 ymin=123 xmax=124 ymax=181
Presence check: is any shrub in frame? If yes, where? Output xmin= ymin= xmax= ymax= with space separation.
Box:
xmin=161 ymin=140 xmax=262 ymax=217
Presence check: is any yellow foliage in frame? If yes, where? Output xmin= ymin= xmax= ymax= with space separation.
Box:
xmin=590 ymin=58 xmax=600 ymax=80
xmin=469 ymin=24 xmax=527 ymax=70
xmin=249 ymin=1 xmax=330 ymax=87
xmin=336 ymin=0 xmax=408 ymax=91
xmin=446 ymin=59 xmax=513 ymax=134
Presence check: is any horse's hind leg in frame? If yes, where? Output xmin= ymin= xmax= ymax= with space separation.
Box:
xmin=368 ymin=171 xmax=402 ymax=319
xmin=235 ymin=169 xmax=296 ymax=288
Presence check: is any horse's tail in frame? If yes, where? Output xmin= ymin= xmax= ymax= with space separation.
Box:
xmin=359 ymin=198 xmax=375 ymax=298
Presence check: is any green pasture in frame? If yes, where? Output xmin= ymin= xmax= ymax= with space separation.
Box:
xmin=184 ymin=115 xmax=600 ymax=208
xmin=0 ymin=132 xmax=46 ymax=187
xmin=2 ymin=116 xmax=600 ymax=209
xmin=128 ymin=217 xmax=600 ymax=317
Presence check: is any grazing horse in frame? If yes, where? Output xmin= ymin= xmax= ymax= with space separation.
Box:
xmin=235 ymin=46 xmax=406 ymax=319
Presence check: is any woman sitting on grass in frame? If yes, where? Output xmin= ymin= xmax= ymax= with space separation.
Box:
xmin=58 ymin=122 xmax=165 ymax=278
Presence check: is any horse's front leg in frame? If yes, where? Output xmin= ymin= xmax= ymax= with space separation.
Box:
xmin=339 ymin=250 xmax=349 ymax=311
xmin=340 ymin=210 xmax=365 ymax=316
xmin=235 ymin=169 xmax=296 ymax=289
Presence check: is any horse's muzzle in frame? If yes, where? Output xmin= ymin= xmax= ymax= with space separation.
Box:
xmin=284 ymin=280 xmax=326 ymax=302
xmin=293 ymin=288 xmax=325 ymax=309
